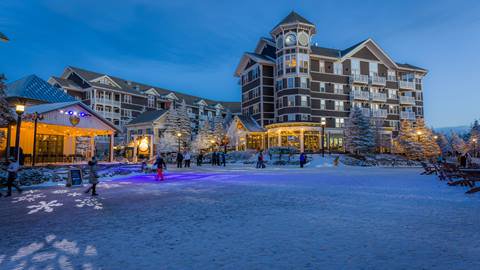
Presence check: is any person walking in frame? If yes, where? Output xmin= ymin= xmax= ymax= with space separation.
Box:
xmin=154 ymin=154 xmax=167 ymax=181
xmin=197 ymin=152 xmax=203 ymax=166
xmin=221 ymin=152 xmax=226 ymax=167
xmin=184 ymin=151 xmax=191 ymax=168
xmin=176 ymin=152 xmax=184 ymax=168
xmin=211 ymin=152 xmax=217 ymax=166
xmin=5 ymin=157 xmax=22 ymax=197
xmin=299 ymin=152 xmax=306 ymax=168
xmin=256 ymin=150 xmax=265 ymax=169
xmin=84 ymin=157 xmax=99 ymax=196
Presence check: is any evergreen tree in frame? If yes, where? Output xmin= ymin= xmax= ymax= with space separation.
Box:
xmin=0 ymin=74 xmax=15 ymax=127
xmin=435 ymin=133 xmax=451 ymax=155
xmin=468 ymin=120 xmax=480 ymax=155
xmin=192 ymin=119 xmax=214 ymax=153
xmin=451 ymin=132 xmax=467 ymax=155
xmin=396 ymin=120 xmax=422 ymax=160
xmin=176 ymin=100 xmax=192 ymax=142
xmin=213 ymin=114 xmax=226 ymax=143
xmin=415 ymin=118 xmax=440 ymax=160
xmin=223 ymin=110 xmax=233 ymax=127
xmin=344 ymin=106 xmax=375 ymax=155
xmin=163 ymin=103 xmax=179 ymax=136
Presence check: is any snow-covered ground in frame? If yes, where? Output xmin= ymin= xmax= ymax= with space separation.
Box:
xmin=1 ymin=166 xmax=480 ymax=269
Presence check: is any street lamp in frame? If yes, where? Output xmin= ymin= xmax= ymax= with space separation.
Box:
xmin=320 ymin=119 xmax=326 ymax=157
xmin=176 ymin=132 xmax=182 ymax=153
xmin=14 ymin=104 xmax=25 ymax=161
xmin=416 ymin=130 xmax=422 ymax=142
xmin=473 ymin=138 xmax=477 ymax=158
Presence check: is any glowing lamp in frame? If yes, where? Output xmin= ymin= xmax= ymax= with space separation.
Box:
xmin=416 ymin=131 xmax=422 ymax=135
xmin=177 ymin=132 xmax=182 ymax=137
xmin=473 ymin=138 xmax=477 ymax=143
xmin=138 ymin=138 xmax=149 ymax=152
xmin=68 ymin=111 xmax=74 ymax=115
xmin=15 ymin=104 xmax=25 ymax=114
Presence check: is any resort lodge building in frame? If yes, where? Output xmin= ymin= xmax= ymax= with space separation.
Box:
xmin=233 ymin=12 xmax=427 ymax=153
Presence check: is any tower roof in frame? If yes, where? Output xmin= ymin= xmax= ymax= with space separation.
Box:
xmin=273 ymin=11 xmax=314 ymax=29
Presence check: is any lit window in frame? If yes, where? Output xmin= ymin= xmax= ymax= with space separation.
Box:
xmin=300 ymin=95 xmax=308 ymax=107
xmin=320 ymin=82 xmax=326 ymax=92
xmin=334 ymin=84 xmax=343 ymax=94
xmin=335 ymin=101 xmax=344 ymax=111
xmin=320 ymin=99 xmax=326 ymax=110
xmin=335 ymin=118 xmax=345 ymax=128
xmin=287 ymin=96 xmax=295 ymax=107
xmin=300 ymin=77 xmax=308 ymax=88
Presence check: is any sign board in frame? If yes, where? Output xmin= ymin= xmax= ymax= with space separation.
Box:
xmin=67 ymin=168 xmax=83 ymax=186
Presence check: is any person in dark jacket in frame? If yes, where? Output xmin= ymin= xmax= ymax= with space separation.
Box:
xmin=221 ymin=152 xmax=226 ymax=166
xmin=84 ymin=157 xmax=99 ymax=196
xmin=5 ymin=157 xmax=22 ymax=197
xmin=154 ymin=154 xmax=167 ymax=181
xmin=299 ymin=152 xmax=307 ymax=168
xmin=211 ymin=152 xmax=217 ymax=166
xmin=197 ymin=152 xmax=203 ymax=166
xmin=176 ymin=152 xmax=183 ymax=168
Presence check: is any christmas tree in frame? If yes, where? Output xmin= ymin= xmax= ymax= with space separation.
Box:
xmin=468 ymin=120 xmax=480 ymax=156
xmin=213 ymin=114 xmax=226 ymax=142
xmin=435 ymin=133 xmax=451 ymax=155
xmin=415 ymin=118 xmax=440 ymax=160
xmin=176 ymin=100 xmax=192 ymax=142
xmin=450 ymin=132 xmax=467 ymax=155
xmin=344 ymin=106 xmax=375 ymax=155
xmin=396 ymin=120 xmax=422 ymax=160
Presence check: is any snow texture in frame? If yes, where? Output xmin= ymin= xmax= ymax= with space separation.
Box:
xmin=1 ymin=166 xmax=480 ymax=269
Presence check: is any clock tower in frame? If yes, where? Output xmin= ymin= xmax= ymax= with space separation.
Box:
xmin=270 ymin=11 xmax=316 ymax=123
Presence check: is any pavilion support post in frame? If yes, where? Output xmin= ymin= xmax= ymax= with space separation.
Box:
xmin=90 ymin=136 xmax=95 ymax=159
xmin=261 ymin=133 xmax=265 ymax=150
xmin=133 ymin=136 xmax=138 ymax=163
xmin=277 ymin=132 xmax=281 ymax=147
xmin=300 ymin=130 xmax=304 ymax=153
xmin=149 ymin=135 xmax=153 ymax=160
xmin=109 ymin=134 xmax=114 ymax=163
xmin=5 ymin=123 xmax=11 ymax=160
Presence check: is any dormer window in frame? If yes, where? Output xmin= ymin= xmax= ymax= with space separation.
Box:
xmin=147 ymin=95 xmax=155 ymax=108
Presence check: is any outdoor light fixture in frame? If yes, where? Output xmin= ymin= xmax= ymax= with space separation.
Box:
xmin=14 ymin=103 xmax=26 ymax=161
xmin=433 ymin=135 xmax=438 ymax=140
xmin=15 ymin=104 xmax=25 ymax=114
xmin=177 ymin=132 xmax=182 ymax=137
xmin=320 ymin=120 xmax=326 ymax=157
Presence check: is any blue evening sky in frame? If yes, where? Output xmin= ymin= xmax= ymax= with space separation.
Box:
xmin=0 ymin=0 xmax=479 ymax=127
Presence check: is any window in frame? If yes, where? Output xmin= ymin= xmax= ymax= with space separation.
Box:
xmin=417 ymin=107 xmax=423 ymax=116
xmin=300 ymin=95 xmax=308 ymax=107
xmin=416 ymin=92 xmax=423 ymax=101
xmin=147 ymin=95 xmax=155 ymax=108
xmin=299 ymin=54 xmax=309 ymax=73
xmin=320 ymin=82 xmax=326 ymax=92
xmin=334 ymin=62 xmax=343 ymax=75
xmin=388 ymin=105 xmax=399 ymax=114
xmin=123 ymin=95 xmax=132 ymax=104
xmin=334 ymin=84 xmax=343 ymax=94
xmin=300 ymin=77 xmax=308 ymax=88
xmin=285 ymin=54 xmax=297 ymax=73
xmin=243 ymin=92 xmax=249 ymax=102
xmin=287 ymin=96 xmax=295 ymax=107
xmin=146 ymin=128 xmax=153 ymax=135
xmin=276 ymin=80 xmax=283 ymax=91
xmin=388 ymin=89 xmax=397 ymax=99
xmin=351 ymin=59 xmax=360 ymax=75
xmin=208 ymin=111 xmax=213 ymax=118
xmin=287 ymin=114 xmax=295 ymax=121
xmin=387 ymin=70 xmax=396 ymax=81
xmin=335 ymin=118 xmax=345 ymax=128
xmin=287 ymin=77 xmax=294 ymax=88
xmin=320 ymin=99 xmax=326 ymax=110
xmin=334 ymin=101 xmax=344 ymax=111
xmin=252 ymin=66 xmax=260 ymax=80
xmin=301 ymin=114 xmax=310 ymax=121
xmin=252 ymin=103 xmax=260 ymax=114
xmin=369 ymin=62 xmax=378 ymax=77
xmin=276 ymin=57 xmax=284 ymax=76
xmin=319 ymin=60 xmax=325 ymax=73
xmin=137 ymin=129 xmax=143 ymax=135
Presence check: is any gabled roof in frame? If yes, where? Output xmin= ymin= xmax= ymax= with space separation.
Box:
xmin=236 ymin=115 xmax=265 ymax=132
xmin=396 ymin=63 xmax=427 ymax=72
xmin=6 ymin=75 xmax=76 ymax=103
xmin=49 ymin=76 xmax=82 ymax=91
xmin=126 ymin=110 xmax=167 ymax=126
xmin=273 ymin=11 xmax=315 ymax=30
xmin=24 ymin=101 xmax=120 ymax=132
xmin=234 ymin=52 xmax=275 ymax=77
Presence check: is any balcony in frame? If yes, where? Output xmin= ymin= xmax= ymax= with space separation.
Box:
xmin=101 ymin=111 xmax=121 ymax=119
xmin=371 ymin=109 xmax=387 ymax=118
xmin=399 ymin=80 xmax=415 ymax=90
xmin=95 ymin=97 xmax=121 ymax=107
xmin=371 ymin=92 xmax=387 ymax=102
xmin=400 ymin=111 xmax=416 ymax=120
xmin=351 ymin=90 xmax=370 ymax=100
xmin=349 ymin=74 xmax=369 ymax=84
xmin=370 ymin=76 xmax=386 ymax=86
xmin=399 ymin=96 xmax=416 ymax=105
xmin=360 ymin=108 xmax=370 ymax=117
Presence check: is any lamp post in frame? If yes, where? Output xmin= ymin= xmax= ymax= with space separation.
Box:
xmin=176 ymin=132 xmax=182 ymax=153
xmin=473 ymin=138 xmax=477 ymax=158
xmin=321 ymin=119 xmax=326 ymax=157
xmin=14 ymin=104 xmax=25 ymax=161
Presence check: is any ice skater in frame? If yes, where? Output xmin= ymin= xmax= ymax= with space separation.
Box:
xmin=184 ymin=151 xmax=191 ymax=168
xmin=84 ymin=157 xmax=99 ymax=196
xmin=299 ymin=152 xmax=307 ymax=168
xmin=5 ymin=157 xmax=22 ymax=197
xmin=221 ymin=152 xmax=226 ymax=167
xmin=176 ymin=152 xmax=184 ymax=168
xmin=154 ymin=154 xmax=167 ymax=181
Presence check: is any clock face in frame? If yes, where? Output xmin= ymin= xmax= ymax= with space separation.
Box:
xmin=276 ymin=36 xmax=283 ymax=49
xmin=298 ymin=32 xmax=309 ymax=46
xmin=284 ymin=33 xmax=297 ymax=46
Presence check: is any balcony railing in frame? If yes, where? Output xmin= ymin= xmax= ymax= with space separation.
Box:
xmin=399 ymin=96 xmax=416 ymax=105
xmin=359 ymin=108 xmax=371 ymax=117
xmin=371 ymin=92 xmax=387 ymax=102
xmin=399 ymin=80 xmax=415 ymax=90
xmin=95 ymin=97 xmax=121 ymax=106
xmin=351 ymin=90 xmax=370 ymax=100
xmin=350 ymin=74 xmax=369 ymax=84
xmin=101 ymin=111 xmax=121 ymax=119
xmin=371 ymin=109 xmax=387 ymax=118
xmin=370 ymin=76 xmax=386 ymax=86
xmin=400 ymin=111 xmax=416 ymax=120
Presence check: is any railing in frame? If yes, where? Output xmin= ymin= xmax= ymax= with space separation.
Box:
xmin=399 ymin=80 xmax=415 ymax=90
xmin=399 ymin=96 xmax=416 ymax=105
xmin=370 ymin=76 xmax=386 ymax=86
xmin=371 ymin=92 xmax=387 ymax=102
xmin=360 ymin=108 xmax=371 ymax=117
xmin=95 ymin=97 xmax=121 ymax=106
xmin=350 ymin=74 xmax=369 ymax=84
xmin=371 ymin=109 xmax=387 ymax=118
xmin=400 ymin=111 xmax=416 ymax=120
xmin=101 ymin=111 xmax=121 ymax=119
xmin=351 ymin=90 xmax=370 ymax=100
xmin=387 ymin=75 xmax=397 ymax=82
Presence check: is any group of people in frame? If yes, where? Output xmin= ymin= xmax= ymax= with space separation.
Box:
xmin=255 ymin=150 xmax=310 ymax=169
xmin=176 ymin=151 xmax=192 ymax=168
xmin=211 ymin=151 xmax=226 ymax=166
